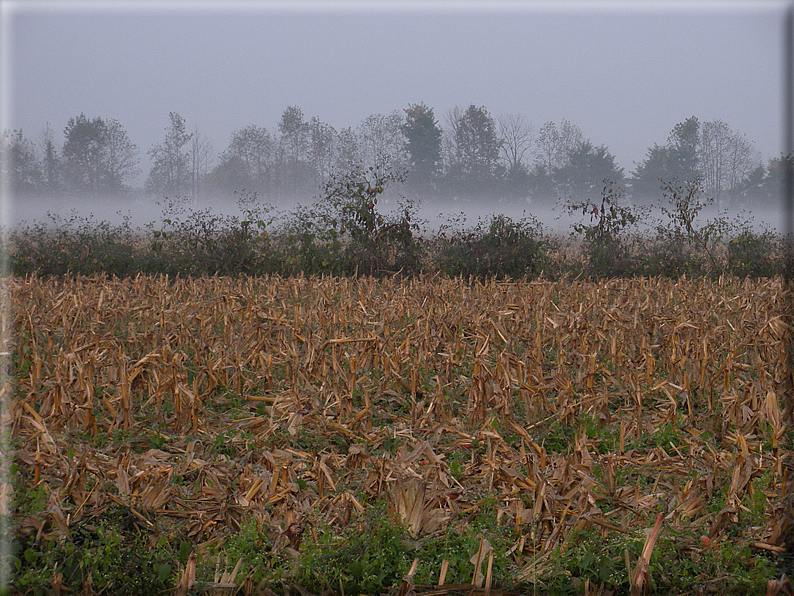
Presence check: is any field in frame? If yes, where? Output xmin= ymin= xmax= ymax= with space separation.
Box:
xmin=9 ymin=274 xmax=794 ymax=595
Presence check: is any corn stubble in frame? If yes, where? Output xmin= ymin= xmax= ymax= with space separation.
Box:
xmin=10 ymin=274 xmax=794 ymax=594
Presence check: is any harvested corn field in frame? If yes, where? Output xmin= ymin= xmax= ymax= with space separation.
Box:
xmin=9 ymin=274 xmax=794 ymax=595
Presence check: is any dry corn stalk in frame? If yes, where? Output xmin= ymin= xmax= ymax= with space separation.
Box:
xmin=630 ymin=512 xmax=664 ymax=596
xmin=10 ymin=274 xmax=792 ymax=593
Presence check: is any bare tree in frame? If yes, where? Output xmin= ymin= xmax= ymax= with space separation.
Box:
xmin=533 ymin=119 xmax=584 ymax=173
xmin=698 ymin=119 xmax=759 ymax=207
xmin=357 ymin=111 xmax=407 ymax=173
xmin=190 ymin=127 xmax=214 ymax=205
xmin=725 ymin=130 xmax=758 ymax=198
xmin=498 ymin=113 xmax=534 ymax=171
xmin=442 ymin=105 xmax=464 ymax=173
xmin=308 ymin=116 xmax=336 ymax=188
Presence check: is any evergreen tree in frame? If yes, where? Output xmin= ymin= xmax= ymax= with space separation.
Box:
xmin=401 ymin=103 xmax=442 ymax=188
xmin=554 ymin=141 xmax=624 ymax=203
xmin=630 ymin=117 xmax=700 ymax=205
xmin=40 ymin=123 xmax=62 ymax=194
xmin=2 ymin=129 xmax=42 ymax=195
xmin=62 ymin=113 xmax=139 ymax=195
xmin=445 ymin=104 xmax=501 ymax=198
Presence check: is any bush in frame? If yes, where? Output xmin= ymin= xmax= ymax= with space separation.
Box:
xmin=146 ymin=193 xmax=282 ymax=277
xmin=434 ymin=212 xmax=550 ymax=279
xmin=565 ymin=180 xmax=646 ymax=278
xmin=276 ymin=161 xmax=423 ymax=276
xmin=296 ymin=498 xmax=513 ymax=595
xmin=12 ymin=507 xmax=175 ymax=595
xmin=7 ymin=164 xmax=787 ymax=280
xmin=727 ymin=227 xmax=784 ymax=278
xmin=643 ymin=176 xmax=730 ymax=278
xmin=10 ymin=211 xmax=143 ymax=277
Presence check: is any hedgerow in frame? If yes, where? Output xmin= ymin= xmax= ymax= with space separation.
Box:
xmin=8 ymin=168 xmax=790 ymax=280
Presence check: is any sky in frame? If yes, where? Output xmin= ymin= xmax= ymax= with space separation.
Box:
xmin=2 ymin=0 xmax=791 ymax=192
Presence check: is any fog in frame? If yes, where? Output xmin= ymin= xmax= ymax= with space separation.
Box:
xmin=5 ymin=1 xmax=792 ymax=248
xmin=6 ymin=3 xmax=789 ymax=188
xmin=10 ymin=190 xmax=784 ymax=240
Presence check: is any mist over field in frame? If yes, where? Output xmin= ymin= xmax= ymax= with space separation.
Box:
xmin=6 ymin=2 xmax=792 ymax=245
xmin=4 ymin=1 xmax=791 ymax=284
xmin=10 ymin=188 xmax=785 ymax=238
xmin=6 ymin=4 xmax=794 ymax=591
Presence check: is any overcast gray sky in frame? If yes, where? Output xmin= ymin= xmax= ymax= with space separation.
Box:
xmin=2 ymin=0 xmax=790 ymax=184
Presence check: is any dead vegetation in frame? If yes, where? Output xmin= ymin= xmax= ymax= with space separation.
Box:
xmin=8 ymin=274 xmax=794 ymax=595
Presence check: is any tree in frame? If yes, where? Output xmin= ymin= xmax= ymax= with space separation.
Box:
xmin=62 ymin=113 xmax=105 ymax=194
xmin=189 ymin=127 xmax=213 ymax=204
xmin=554 ymin=141 xmax=624 ymax=203
xmin=498 ymin=113 xmax=534 ymax=172
xmin=279 ymin=106 xmax=309 ymax=163
xmin=62 ymin=113 xmax=139 ymax=195
xmin=308 ymin=116 xmax=337 ymax=188
xmin=497 ymin=113 xmax=535 ymax=201
xmin=335 ymin=127 xmax=360 ymax=171
xmin=667 ymin=115 xmax=700 ymax=183
xmin=146 ymin=112 xmax=192 ymax=196
xmin=698 ymin=119 xmax=730 ymax=205
xmin=526 ymin=162 xmax=558 ymax=204
xmin=441 ymin=105 xmax=504 ymax=199
xmin=528 ymin=120 xmax=585 ymax=203
xmin=502 ymin=160 xmax=531 ymax=201
xmin=732 ymin=162 xmax=767 ymax=205
xmin=62 ymin=114 xmax=100 ymax=194
xmin=723 ymin=131 xmax=758 ymax=203
xmin=630 ymin=117 xmax=701 ymax=206
xmin=441 ymin=105 xmax=463 ymax=176
xmin=210 ymin=154 xmax=250 ymax=195
xmin=278 ymin=106 xmax=311 ymax=196
xmin=629 ymin=144 xmax=674 ymax=205
xmin=743 ymin=153 xmax=794 ymax=207
xmin=698 ymin=119 xmax=758 ymax=208
xmin=103 ymin=118 xmax=140 ymax=194
xmin=40 ymin=123 xmax=62 ymax=194
xmin=214 ymin=124 xmax=272 ymax=196
xmin=448 ymin=104 xmax=501 ymax=195
xmin=357 ymin=111 xmax=407 ymax=175
xmin=533 ymin=120 xmax=584 ymax=173
xmin=401 ymin=103 xmax=442 ymax=189
xmin=1 ymin=129 xmax=42 ymax=195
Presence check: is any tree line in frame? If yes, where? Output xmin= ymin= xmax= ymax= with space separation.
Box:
xmin=2 ymin=104 xmax=789 ymax=210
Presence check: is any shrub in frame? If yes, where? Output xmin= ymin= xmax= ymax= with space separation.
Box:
xmin=7 ymin=165 xmax=787 ymax=280
xmin=644 ymin=177 xmax=730 ymax=278
xmin=565 ymin=180 xmax=646 ymax=278
xmin=146 ymin=192 xmax=282 ymax=276
xmin=727 ymin=227 xmax=784 ymax=278
xmin=434 ymin=212 xmax=550 ymax=279
xmin=10 ymin=211 xmax=143 ymax=277
xmin=276 ymin=161 xmax=423 ymax=276
xmin=12 ymin=507 xmax=175 ymax=595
